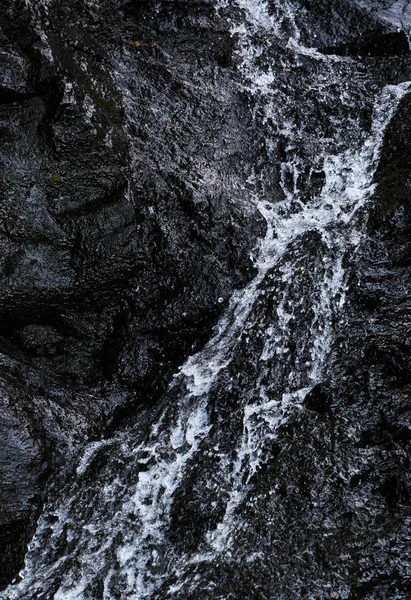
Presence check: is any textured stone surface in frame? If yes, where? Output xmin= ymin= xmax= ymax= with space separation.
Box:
xmin=0 ymin=0 xmax=263 ymax=584
xmin=1 ymin=0 xmax=411 ymax=597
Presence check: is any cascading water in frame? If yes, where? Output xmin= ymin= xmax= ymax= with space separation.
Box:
xmin=3 ymin=1 xmax=411 ymax=599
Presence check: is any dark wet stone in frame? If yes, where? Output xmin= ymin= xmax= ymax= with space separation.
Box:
xmin=321 ymin=31 xmax=410 ymax=58
xmin=0 ymin=0 xmax=263 ymax=584
xmin=303 ymin=383 xmax=332 ymax=414
xmin=2 ymin=0 xmax=411 ymax=596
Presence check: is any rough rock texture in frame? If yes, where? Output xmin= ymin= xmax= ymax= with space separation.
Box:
xmin=0 ymin=0 xmax=263 ymax=585
xmin=2 ymin=0 xmax=411 ymax=597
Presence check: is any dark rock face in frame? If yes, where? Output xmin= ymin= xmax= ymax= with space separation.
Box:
xmin=0 ymin=0 xmax=263 ymax=585
xmin=321 ymin=31 xmax=410 ymax=57
xmin=2 ymin=0 xmax=411 ymax=598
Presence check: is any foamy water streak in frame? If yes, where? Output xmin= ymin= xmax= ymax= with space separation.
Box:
xmin=3 ymin=0 xmax=411 ymax=598
xmin=201 ymin=79 xmax=411 ymax=554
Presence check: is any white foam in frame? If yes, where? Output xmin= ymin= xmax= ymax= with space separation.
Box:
xmin=4 ymin=1 xmax=411 ymax=598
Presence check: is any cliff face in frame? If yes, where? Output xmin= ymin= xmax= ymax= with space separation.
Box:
xmin=1 ymin=0 xmax=411 ymax=598
xmin=0 ymin=0 xmax=263 ymax=584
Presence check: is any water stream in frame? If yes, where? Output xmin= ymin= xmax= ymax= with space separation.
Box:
xmin=3 ymin=1 xmax=411 ymax=599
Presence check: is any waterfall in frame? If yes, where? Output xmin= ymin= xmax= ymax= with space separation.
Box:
xmin=3 ymin=1 xmax=410 ymax=599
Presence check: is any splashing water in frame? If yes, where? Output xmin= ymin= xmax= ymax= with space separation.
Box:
xmin=3 ymin=0 xmax=411 ymax=599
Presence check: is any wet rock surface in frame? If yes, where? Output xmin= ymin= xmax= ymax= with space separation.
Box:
xmin=0 ymin=0 xmax=262 ymax=585
xmin=321 ymin=30 xmax=410 ymax=57
xmin=1 ymin=0 xmax=411 ymax=598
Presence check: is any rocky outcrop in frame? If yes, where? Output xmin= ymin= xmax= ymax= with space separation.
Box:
xmin=0 ymin=0 xmax=263 ymax=585
xmin=2 ymin=0 xmax=411 ymax=597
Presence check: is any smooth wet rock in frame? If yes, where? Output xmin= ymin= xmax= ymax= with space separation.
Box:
xmin=303 ymin=382 xmax=332 ymax=414
xmin=321 ymin=30 xmax=410 ymax=57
